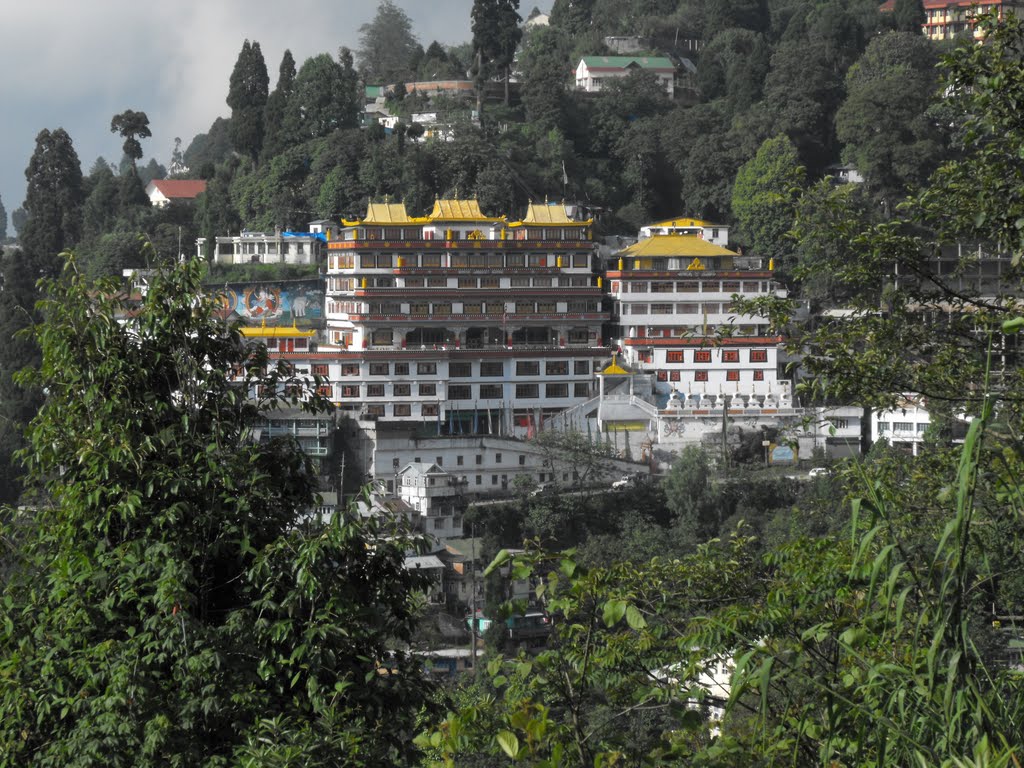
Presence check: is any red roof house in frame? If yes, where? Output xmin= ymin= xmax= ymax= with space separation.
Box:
xmin=146 ymin=179 xmax=208 ymax=207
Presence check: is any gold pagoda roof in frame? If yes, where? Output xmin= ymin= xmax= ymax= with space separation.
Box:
xmin=520 ymin=202 xmax=589 ymax=226
xmin=620 ymin=234 xmax=737 ymax=258
xmin=601 ymin=354 xmax=629 ymax=375
xmin=362 ymin=202 xmax=412 ymax=224
xmin=428 ymin=199 xmax=494 ymax=221
xmin=646 ymin=216 xmax=714 ymax=229
xmin=239 ymin=325 xmax=317 ymax=338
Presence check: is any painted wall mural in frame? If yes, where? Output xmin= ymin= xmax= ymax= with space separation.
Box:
xmin=211 ymin=280 xmax=324 ymax=326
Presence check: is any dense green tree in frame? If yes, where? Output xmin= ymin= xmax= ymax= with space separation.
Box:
xmin=20 ymin=127 xmax=84 ymax=277
xmin=262 ymin=49 xmax=297 ymax=161
xmin=282 ymin=53 xmax=360 ymax=145
xmin=356 ymin=0 xmax=420 ymax=84
xmin=109 ymin=109 xmax=151 ymax=172
xmin=0 ymin=194 xmax=6 ymax=240
xmin=518 ymin=25 xmax=572 ymax=131
xmin=471 ymin=0 xmax=522 ymax=105
xmin=0 ymin=256 xmax=434 ymax=764
xmin=81 ymin=163 xmax=120 ymax=241
xmin=731 ymin=134 xmax=805 ymax=259
xmin=835 ymin=31 xmax=944 ymax=206
xmin=10 ymin=207 xmax=27 ymax=237
xmin=227 ymin=40 xmax=270 ymax=167
xmin=183 ymin=116 xmax=233 ymax=171
xmin=893 ymin=0 xmax=926 ymax=33
xmin=698 ymin=28 xmax=770 ymax=115
xmin=195 ymin=159 xmax=243 ymax=259
xmin=0 ymin=245 xmax=42 ymax=504
xmin=138 ymin=157 xmax=166 ymax=186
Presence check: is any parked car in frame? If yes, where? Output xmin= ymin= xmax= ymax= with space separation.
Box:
xmin=530 ymin=482 xmax=555 ymax=497
xmin=611 ymin=475 xmax=633 ymax=489
xmin=808 ymin=467 xmax=829 ymax=478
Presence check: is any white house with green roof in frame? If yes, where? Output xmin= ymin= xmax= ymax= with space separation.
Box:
xmin=574 ymin=56 xmax=675 ymax=97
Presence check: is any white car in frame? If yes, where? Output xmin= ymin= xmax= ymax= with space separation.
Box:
xmin=611 ymin=476 xmax=633 ymax=489
xmin=808 ymin=467 xmax=829 ymax=478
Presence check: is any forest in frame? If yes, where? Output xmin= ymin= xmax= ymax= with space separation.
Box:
xmin=2 ymin=0 xmax=1024 ymax=765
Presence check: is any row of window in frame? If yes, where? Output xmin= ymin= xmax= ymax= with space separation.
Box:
xmin=343 ymin=382 xmax=589 ymax=400
xmin=614 ymin=280 xmax=767 ymax=294
xmin=878 ymin=422 xmax=928 ymax=433
xmin=622 ymin=302 xmax=739 ymax=315
xmin=663 ymin=349 xmax=769 ymax=364
xmin=657 ymin=370 xmax=765 ymax=383
xmin=330 ymin=252 xmax=591 ymax=270
xmin=342 ymin=226 xmax=588 ymax=242
xmin=338 ymin=360 xmax=592 ymax=377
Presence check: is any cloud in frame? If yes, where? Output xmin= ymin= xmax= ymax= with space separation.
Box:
xmin=0 ymin=0 xmax=476 ymax=220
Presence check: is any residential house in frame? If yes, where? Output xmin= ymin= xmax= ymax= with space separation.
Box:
xmin=574 ymin=56 xmax=676 ymax=97
xmin=145 ymin=179 xmax=206 ymax=208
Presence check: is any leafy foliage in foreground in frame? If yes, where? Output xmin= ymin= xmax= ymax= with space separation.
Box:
xmin=0 ymin=257 xmax=432 ymax=766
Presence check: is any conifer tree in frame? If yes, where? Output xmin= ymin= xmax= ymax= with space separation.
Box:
xmin=262 ymin=49 xmax=296 ymax=160
xmin=227 ymin=40 xmax=270 ymax=168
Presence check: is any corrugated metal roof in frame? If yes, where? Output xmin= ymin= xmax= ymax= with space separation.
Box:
xmin=580 ymin=56 xmax=674 ymax=70
xmin=620 ymin=235 xmax=737 ymax=258
xmin=428 ymin=199 xmax=491 ymax=221
xmin=363 ymin=202 xmax=412 ymax=223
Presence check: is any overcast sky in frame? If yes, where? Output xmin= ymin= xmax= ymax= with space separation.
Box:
xmin=1 ymin=0 xmax=543 ymax=232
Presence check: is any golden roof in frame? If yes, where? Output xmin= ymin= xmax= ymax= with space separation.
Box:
xmin=647 ymin=216 xmax=714 ymax=229
xmin=239 ymin=325 xmax=317 ymax=338
xmin=363 ymin=202 xmax=412 ymax=224
xmin=620 ymin=235 xmax=737 ymax=259
xmin=428 ymin=199 xmax=492 ymax=221
xmin=602 ymin=354 xmax=629 ymax=375
xmin=521 ymin=202 xmax=588 ymax=226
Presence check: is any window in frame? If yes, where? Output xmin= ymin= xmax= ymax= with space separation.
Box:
xmin=574 ymin=383 xmax=589 ymax=397
xmin=317 ymin=384 xmax=333 ymax=397
xmin=394 ymin=384 xmax=411 ymax=396
xmin=693 ymin=371 xmax=708 ymax=382
xmin=417 ymin=362 xmax=437 ymax=375
xmin=476 ymin=475 xmax=482 ymax=485
xmin=480 ymin=384 xmax=503 ymax=399
xmin=750 ymin=349 xmax=768 ymax=363
xmin=341 ymin=364 xmax=360 ymax=376
xmin=394 ymin=362 xmax=409 ymax=375
xmin=422 ymin=403 xmax=438 ymax=416
xmin=312 ymin=364 xmax=329 ymax=376
xmin=495 ymin=453 xmax=502 ymax=463
xmin=492 ymin=475 xmax=498 ymax=485
xmin=450 ymin=362 xmax=472 ymax=377
xmin=481 ymin=361 xmax=503 ymax=377
xmin=546 ymin=383 xmax=569 ymax=397
xmin=516 ymin=384 xmax=540 ymax=398
xmin=436 ymin=456 xmax=443 ymax=465
xmin=721 ymin=280 xmax=740 ymax=292
xmin=457 ymin=455 xmax=464 ymax=466
xmin=670 ymin=371 xmax=680 ymax=382
xmin=449 ymin=385 xmax=472 ymax=400
xmin=476 ymin=455 xmax=483 ymax=465
xmin=574 ymin=360 xmax=590 ymax=374
xmin=722 ymin=350 xmax=739 ymax=363
xmin=367 ymin=384 xmax=385 ymax=396
xmin=833 ymin=419 xmax=850 ymax=430
xmin=666 ymin=351 xmax=684 ymax=363
xmin=366 ymin=404 xmax=385 ymax=417
xmin=341 ymin=385 xmax=360 ymax=398
xmin=878 ymin=422 xmax=890 ymax=433
xmin=726 ymin=370 xmax=739 ymax=382
xmin=369 ymin=362 xmax=389 ymax=375
xmin=371 ymin=330 xmax=393 ymax=346
xmin=480 ymin=277 xmax=500 ymax=288
xmin=546 ymin=361 xmax=568 ymax=376
xmin=753 ymin=370 xmax=764 ymax=381
xmin=519 ymin=454 xmax=526 ymax=465
xmin=893 ymin=422 xmax=914 ymax=432
xmin=516 ymin=361 xmax=540 ymax=376
xmin=394 ymin=404 xmax=411 ymax=416
xmin=694 ymin=350 xmax=711 ymax=363
xmin=656 ymin=371 xmax=668 ymax=382
xmin=419 ymin=383 xmax=437 ymax=396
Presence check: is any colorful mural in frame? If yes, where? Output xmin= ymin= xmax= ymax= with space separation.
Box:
xmin=211 ymin=280 xmax=324 ymax=327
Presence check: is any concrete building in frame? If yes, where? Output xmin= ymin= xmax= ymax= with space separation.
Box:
xmin=574 ymin=56 xmax=676 ymax=97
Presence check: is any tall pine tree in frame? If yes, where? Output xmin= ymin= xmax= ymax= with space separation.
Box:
xmin=472 ymin=0 xmax=522 ymax=106
xmin=227 ymin=40 xmax=269 ymax=168
xmin=262 ymin=49 xmax=296 ymax=160
xmin=20 ymin=127 xmax=84 ymax=278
